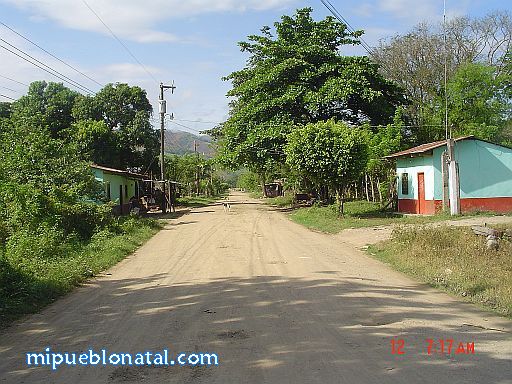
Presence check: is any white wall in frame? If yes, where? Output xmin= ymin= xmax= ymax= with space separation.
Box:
xmin=396 ymin=163 xmax=435 ymax=200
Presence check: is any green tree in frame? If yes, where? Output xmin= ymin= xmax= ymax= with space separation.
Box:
xmin=441 ymin=62 xmax=509 ymax=141
xmin=165 ymin=154 xmax=227 ymax=196
xmin=69 ymin=119 xmax=118 ymax=167
xmin=216 ymin=7 xmax=403 ymax=181
xmin=0 ymin=102 xmax=11 ymax=119
xmin=363 ymin=110 xmax=404 ymax=203
xmin=10 ymin=81 xmax=79 ymax=138
xmin=374 ymin=11 xmax=512 ymax=144
xmin=285 ymin=120 xmax=368 ymax=215
xmin=72 ymin=83 xmax=158 ymax=171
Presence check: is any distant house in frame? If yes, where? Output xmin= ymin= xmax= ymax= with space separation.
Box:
xmin=386 ymin=136 xmax=512 ymax=214
xmin=91 ymin=164 xmax=145 ymax=214
xmin=264 ymin=181 xmax=283 ymax=198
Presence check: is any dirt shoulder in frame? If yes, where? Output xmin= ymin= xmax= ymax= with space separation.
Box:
xmin=336 ymin=215 xmax=512 ymax=248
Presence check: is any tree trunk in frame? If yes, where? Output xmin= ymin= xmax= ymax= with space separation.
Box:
xmin=336 ymin=185 xmax=345 ymax=217
xmin=377 ymin=176 xmax=382 ymax=203
xmin=354 ymin=182 xmax=358 ymax=199
xmin=365 ymin=174 xmax=370 ymax=202
xmin=370 ymin=174 xmax=375 ymax=202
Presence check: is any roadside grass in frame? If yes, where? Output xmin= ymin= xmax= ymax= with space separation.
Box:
xmin=264 ymin=195 xmax=295 ymax=207
xmin=288 ymin=201 xmax=457 ymax=233
xmin=369 ymin=225 xmax=512 ymax=318
xmin=0 ymin=217 xmax=161 ymax=327
xmin=249 ymin=191 xmax=263 ymax=199
xmin=176 ymin=195 xmax=223 ymax=208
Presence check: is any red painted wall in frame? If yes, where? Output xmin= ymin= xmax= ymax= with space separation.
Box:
xmin=399 ymin=197 xmax=512 ymax=214
xmin=398 ymin=199 xmax=437 ymax=214
xmin=460 ymin=197 xmax=512 ymax=213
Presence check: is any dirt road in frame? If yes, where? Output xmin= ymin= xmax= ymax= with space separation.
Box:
xmin=1 ymin=191 xmax=511 ymax=383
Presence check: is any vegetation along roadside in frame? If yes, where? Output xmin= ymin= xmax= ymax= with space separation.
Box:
xmin=0 ymin=217 xmax=161 ymax=328
xmin=369 ymin=225 xmax=512 ymax=318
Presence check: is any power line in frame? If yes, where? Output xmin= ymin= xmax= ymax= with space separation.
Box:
xmin=174 ymin=118 xmax=222 ymax=124
xmin=0 ymin=74 xmax=28 ymax=86
xmin=0 ymin=39 xmax=95 ymax=94
xmin=319 ymin=0 xmax=374 ymax=56
xmin=0 ymin=21 xmax=104 ymax=89
xmin=0 ymin=94 xmax=15 ymax=101
xmin=169 ymin=120 xmax=208 ymax=134
xmin=0 ymin=84 xmax=16 ymax=93
xmin=81 ymin=0 xmax=159 ymax=84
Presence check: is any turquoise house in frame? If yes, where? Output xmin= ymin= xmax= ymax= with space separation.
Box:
xmin=386 ymin=136 xmax=512 ymax=214
xmin=91 ymin=164 xmax=145 ymax=214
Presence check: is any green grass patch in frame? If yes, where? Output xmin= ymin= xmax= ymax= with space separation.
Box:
xmin=176 ymin=195 xmax=223 ymax=208
xmin=0 ymin=217 xmax=161 ymax=327
xmin=369 ymin=226 xmax=512 ymax=318
xmin=288 ymin=201 xmax=457 ymax=233
xmin=264 ymin=195 xmax=295 ymax=207
xmin=249 ymin=191 xmax=263 ymax=199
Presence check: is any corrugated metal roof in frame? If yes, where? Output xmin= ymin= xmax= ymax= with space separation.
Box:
xmin=384 ymin=135 xmax=475 ymax=159
xmin=91 ymin=164 xmax=146 ymax=179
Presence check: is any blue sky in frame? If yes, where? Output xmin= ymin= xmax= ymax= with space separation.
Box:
xmin=0 ymin=0 xmax=509 ymax=135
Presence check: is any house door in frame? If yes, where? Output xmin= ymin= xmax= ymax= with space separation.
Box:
xmin=417 ymin=173 xmax=426 ymax=214
xmin=119 ymin=185 xmax=123 ymax=207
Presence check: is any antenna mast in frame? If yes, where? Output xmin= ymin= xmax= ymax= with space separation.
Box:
xmin=444 ymin=0 xmax=449 ymax=139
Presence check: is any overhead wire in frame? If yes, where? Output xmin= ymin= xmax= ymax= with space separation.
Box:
xmin=0 ymin=94 xmax=15 ymax=101
xmin=0 ymin=21 xmax=104 ymax=89
xmin=158 ymin=119 xmax=284 ymax=155
xmin=81 ymin=0 xmax=159 ymax=84
xmin=0 ymin=84 xmax=16 ymax=93
xmin=0 ymin=74 xmax=28 ymax=86
xmin=170 ymin=117 xmax=444 ymax=130
xmin=169 ymin=120 xmax=208 ymax=134
xmin=0 ymin=39 xmax=95 ymax=94
xmin=319 ymin=0 xmax=374 ymax=56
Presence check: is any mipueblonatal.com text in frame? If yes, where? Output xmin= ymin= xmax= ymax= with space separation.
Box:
xmin=26 ymin=347 xmax=219 ymax=371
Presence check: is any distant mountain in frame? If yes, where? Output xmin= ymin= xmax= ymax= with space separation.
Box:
xmin=164 ymin=130 xmax=214 ymax=157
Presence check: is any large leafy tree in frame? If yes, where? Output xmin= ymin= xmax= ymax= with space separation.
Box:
xmin=216 ymin=8 xmax=404 ymax=179
xmin=374 ymin=11 xmax=512 ymax=144
xmin=72 ymin=83 xmax=158 ymax=171
xmin=442 ymin=62 xmax=509 ymax=140
xmin=285 ymin=120 xmax=368 ymax=215
xmin=10 ymin=81 xmax=79 ymax=138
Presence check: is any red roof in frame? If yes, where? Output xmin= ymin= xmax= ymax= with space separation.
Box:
xmin=385 ymin=135 xmax=475 ymax=159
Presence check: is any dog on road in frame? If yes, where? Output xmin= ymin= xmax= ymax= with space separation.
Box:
xmin=222 ymin=199 xmax=231 ymax=212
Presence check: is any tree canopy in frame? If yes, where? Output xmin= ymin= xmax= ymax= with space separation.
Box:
xmin=285 ymin=120 xmax=368 ymax=214
xmin=374 ymin=11 xmax=512 ymax=144
xmin=72 ymin=83 xmax=158 ymax=171
xmin=216 ymin=7 xmax=404 ymax=178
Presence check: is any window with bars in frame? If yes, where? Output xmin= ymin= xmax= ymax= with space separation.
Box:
xmin=401 ymin=173 xmax=409 ymax=195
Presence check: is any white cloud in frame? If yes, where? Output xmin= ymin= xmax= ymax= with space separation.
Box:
xmin=2 ymin=0 xmax=299 ymax=43
xmin=353 ymin=3 xmax=375 ymax=18
xmin=376 ymin=0 xmax=440 ymax=22
xmin=101 ymin=63 xmax=162 ymax=83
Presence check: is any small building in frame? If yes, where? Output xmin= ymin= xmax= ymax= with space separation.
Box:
xmin=386 ymin=136 xmax=512 ymax=214
xmin=91 ymin=164 xmax=145 ymax=214
xmin=264 ymin=181 xmax=284 ymax=198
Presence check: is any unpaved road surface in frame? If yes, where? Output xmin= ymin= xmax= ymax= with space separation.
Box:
xmin=1 ymin=191 xmax=511 ymax=383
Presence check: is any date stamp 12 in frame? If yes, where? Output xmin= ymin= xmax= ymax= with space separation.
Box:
xmin=390 ymin=338 xmax=475 ymax=356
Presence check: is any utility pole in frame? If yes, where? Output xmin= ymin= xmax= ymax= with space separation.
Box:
xmin=447 ymin=139 xmax=461 ymax=215
xmin=194 ymin=140 xmax=199 ymax=195
xmin=442 ymin=1 xmax=460 ymax=215
xmin=159 ymin=82 xmax=175 ymax=213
